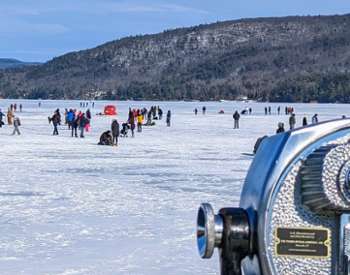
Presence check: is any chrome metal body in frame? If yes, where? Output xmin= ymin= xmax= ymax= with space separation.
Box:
xmin=240 ymin=119 xmax=350 ymax=274
xmin=196 ymin=119 xmax=350 ymax=275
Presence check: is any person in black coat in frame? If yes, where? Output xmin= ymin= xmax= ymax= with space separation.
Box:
xmin=289 ymin=113 xmax=296 ymax=130
xmin=158 ymin=108 xmax=163 ymax=120
xmin=111 ymin=119 xmax=120 ymax=146
xmin=71 ymin=115 xmax=79 ymax=137
xmin=51 ymin=112 xmax=60 ymax=135
xmin=276 ymin=122 xmax=285 ymax=134
xmin=79 ymin=114 xmax=88 ymax=138
xmin=166 ymin=110 xmax=171 ymax=127
xmin=98 ymin=130 xmax=113 ymax=145
xmin=233 ymin=111 xmax=240 ymax=129
xmin=129 ymin=115 xmax=135 ymax=137
xmin=86 ymin=109 xmax=91 ymax=120
xmin=302 ymin=117 xmax=308 ymax=126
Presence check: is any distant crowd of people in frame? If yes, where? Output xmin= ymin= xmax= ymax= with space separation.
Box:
xmin=190 ymin=105 xmax=334 ymax=134
xmin=8 ymin=103 xmax=23 ymax=113
xmin=192 ymin=105 xmax=306 ymax=130
xmin=47 ymin=105 xmax=172 ymax=144
xmin=0 ymin=103 xmax=22 ymax=135
xmin=0 ymin=102 xmax=173 ymax=145
xmin=98 ymin=106 xmax=171 ymax=146
xmin=1 ymin=102 xmax=349 ymax=151
xmin=193 ymin=106 xmax=207 ymax=115
xmin=276 ymin=113 xmax=319 ymax=133
xmin=80 ymin=101 xmax=95 ymax=108
xmin=257 ymin=105 xmax=321 ymax=133
xmin=49 ymin=108 xmax=91 ymax=138
xmin=264 ymin=105 xmax=294 ymax=115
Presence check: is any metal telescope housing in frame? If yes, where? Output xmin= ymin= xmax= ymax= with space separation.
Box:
xmin=196 ymin=119 xmax=350 ymax=275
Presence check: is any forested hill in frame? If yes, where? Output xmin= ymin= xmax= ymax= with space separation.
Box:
xmin=0 ymin=58 xmax=40 ymax=69
xmin=2 ymin=14 xmax=350 ymax=102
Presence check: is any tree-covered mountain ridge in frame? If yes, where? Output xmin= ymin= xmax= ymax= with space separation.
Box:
xmin=0 ymin=58 xmax=41 ymax=69
xmin=2 ymin=14 xmax=350 ymax=102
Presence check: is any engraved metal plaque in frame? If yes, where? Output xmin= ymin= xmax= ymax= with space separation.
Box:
xmin=275 ymin=228 xmax=330 ymax=258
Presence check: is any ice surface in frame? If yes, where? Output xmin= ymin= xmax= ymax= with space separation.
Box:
xmin=0 ymin=100 xmax=348 ymax=274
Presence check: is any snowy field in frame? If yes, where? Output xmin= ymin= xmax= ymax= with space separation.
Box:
xmin=0 ymin=99 xmax=349 ymax=275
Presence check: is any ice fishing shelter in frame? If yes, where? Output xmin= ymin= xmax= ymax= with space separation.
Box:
xmin=104 ymin=105 xmax=117 ymax=116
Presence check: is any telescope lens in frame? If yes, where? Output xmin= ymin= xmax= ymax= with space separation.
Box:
xmin=197 ymin=208 xmax=207 ymax=256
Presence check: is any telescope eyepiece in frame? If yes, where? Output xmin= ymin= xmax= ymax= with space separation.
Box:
xmin=197 ymin=203 xmax=223 ymax=259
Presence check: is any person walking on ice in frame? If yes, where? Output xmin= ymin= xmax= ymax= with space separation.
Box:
xmin=137 ymin=112 xmax=143 ymax=132
xmin=166 ymin=110 xmax=171 ymax=127
xmin=7 ymin=108 xmax=13 ymax=125
xmin=12 ymin=117 xmax=21 ymax=135
xmin=289 ymin=113 xmax=296 ymax=130
xmin=111 ymin=119 xmax=120 ymax=146
xmin=233 ymin=111 xmax=240 ymax=129
xmin=71 ymin=113 xmax=79 ymax=137
xmin=50 ymin=111 xmax=60 ymax=135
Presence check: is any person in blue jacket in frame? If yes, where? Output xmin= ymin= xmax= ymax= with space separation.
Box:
xmin=66 ymin=109 xmax=75 ymax=130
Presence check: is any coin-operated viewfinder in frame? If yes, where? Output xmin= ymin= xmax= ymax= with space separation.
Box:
xmin=196 ymin=119 xmax=350 ymax=275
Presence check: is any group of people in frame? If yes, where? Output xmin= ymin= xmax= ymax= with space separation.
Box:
xmin=1 ymin=102 xmax=346 ymax=145
xmin=276 ymin=113 xmax=319 ymax=133
xmin=193 ymin=105 xmax=305 ymax=130
xmin=194 ymin=106 xmax=207 ymax=115
xmin=8 ymin=103 xmax=23 ymax=113
xmin=80 ymin=102 xmax=95 ymax=108
xmin=217 ymin=106 xmax=321 ymax=131
xmin=42 ymin=104 xmax=173 ymax=146
xmin=0 ymin=105 xmax=22 ymax=135
xmin=98 ymin=106 xmax=172 ymax=146
xmin=264 ymin=106 xmax=294 ymax=115
xmin=233 ymin=106 xmax=321 ymax=131
xmin=49 ymin=108 xmax=91 ymax=138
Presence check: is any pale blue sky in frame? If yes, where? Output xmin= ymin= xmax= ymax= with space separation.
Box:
xmin=1 ymin=0 xmax=350 ymax=62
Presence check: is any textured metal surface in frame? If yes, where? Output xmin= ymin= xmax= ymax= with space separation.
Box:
xmin=300 ymin=144 xmax=350 ymax=212
xmin=268 ymin=161 xmax=336 ymax=274
xmin=329 ymin=145 xmax=350 ymax=207
xmin=300 ymin=145 xmax=336 ymax=211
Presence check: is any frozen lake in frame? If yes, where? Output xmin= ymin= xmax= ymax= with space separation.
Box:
xmin=0 ymin=100 xmax=349 ymax=275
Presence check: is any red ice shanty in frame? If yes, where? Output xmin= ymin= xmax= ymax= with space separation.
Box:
xmin=104 ymin=105 xmax=117 ymax=116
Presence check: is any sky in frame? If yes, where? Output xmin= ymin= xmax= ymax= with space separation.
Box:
xmin=1 ymin=0 xmax=350 ymax=62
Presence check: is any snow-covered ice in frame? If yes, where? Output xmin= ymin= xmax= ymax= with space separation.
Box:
xmin=0 ymin=100 xmax=348 ymax=274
